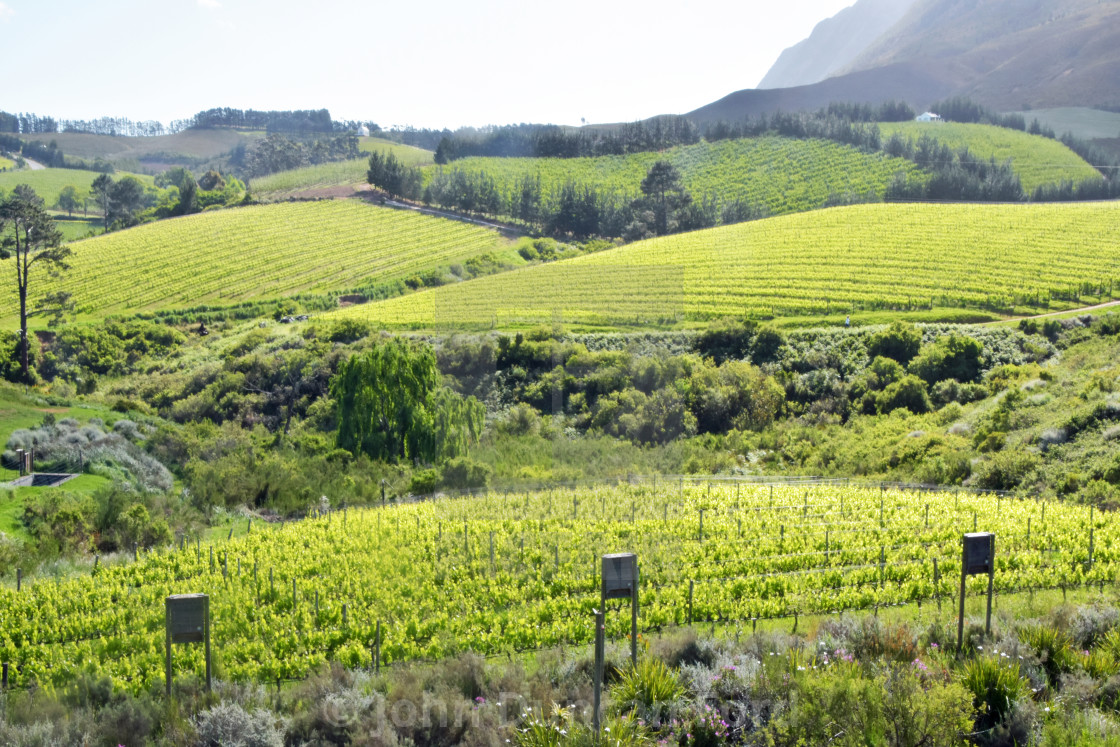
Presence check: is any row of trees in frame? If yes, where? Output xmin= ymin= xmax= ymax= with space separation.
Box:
xmin=239 ymin=132 xmax=360 ymax=178
xmin=187 ymin=108 xmax=334 ymax=134
xmin=86 ymin=170 xmax=246 ymax=229
xmin=368 ymin=149 xmax=766 ymax=240
xmin=0 ymin=108 xmax=338 ymax=137
xmin=425 ymin=104 xmax=914 ymax=165
xmin=883 ymin=134 xmax=1024 ymax=202
xmin=432 ymin=116 xmax=701 ymax=163
xmin=89 ymin=175 xmax=152 ymax=230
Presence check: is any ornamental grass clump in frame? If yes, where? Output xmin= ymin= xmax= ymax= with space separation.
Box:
xmin=611 ymin=657 xmax=686 ymax=726
xmin=961 ymin=655 xmax=1027 ymax=731
xmin=1019 ymin=625 xmax=1077 ymax=688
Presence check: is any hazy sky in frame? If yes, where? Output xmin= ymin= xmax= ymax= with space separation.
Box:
xmin=0 ymin=0 xmax=856 ymax=129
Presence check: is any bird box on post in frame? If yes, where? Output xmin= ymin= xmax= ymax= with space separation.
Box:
xmin=600 ymin=553 xmax=639 ymax=667
xmin=958 ymin=532 xmax=996 ymax=652
xmin=166 ymin=593 xmax=211 ymax=695
xmin=964 ymin=533 xmax=994 ymax=575
xmin=602 ymin=553 xmax=637 ymax=600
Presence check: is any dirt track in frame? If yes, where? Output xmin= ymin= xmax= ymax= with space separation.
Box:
xmin=1009 ymin=299 xmax=1120 ymax=321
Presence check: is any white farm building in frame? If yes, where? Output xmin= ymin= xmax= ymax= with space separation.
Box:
xmin=915 ymin=112 xmax=943 ymax=122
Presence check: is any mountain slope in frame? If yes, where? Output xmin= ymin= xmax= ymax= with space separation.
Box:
xmin=695 ymin=0 xmax=1120 ymax=123
xmin=839 ymin=0 xmax=1120 ymax=110
xmin=689 ymin=63 xmax=956 ymax=125
xmin=758 ymin=0 xmax=919 ymax=89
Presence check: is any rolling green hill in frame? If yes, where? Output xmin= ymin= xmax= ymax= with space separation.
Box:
xmin=331 ymin=202 xmax=1120 ymax=328
xmin=428 ymin=137 xmax=922 ymax=220
xmin=20 ymin=129 xmax=265 ymax=166
xmin=357 ymin=137 xmax=433 ymax=164
xmin=252 ymin=140 xmax=433 ymax=200
xmin=1 ymin=201 xmax=513 ymax=323
xmin=878 ymin=121 xmax=1101 ymax=191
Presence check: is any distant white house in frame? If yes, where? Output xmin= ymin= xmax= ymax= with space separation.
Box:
xmin=357 ymin=125 xmax=370 ymax=137
xmin=915 ymin=112 xmax=943 ymax=123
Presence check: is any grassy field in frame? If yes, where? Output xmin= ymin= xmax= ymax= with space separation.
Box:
xmin=357 ymin=136 xmax=433 ymax=164
xmin=51 ymin=215 xmax=103 ymax=242
xmin=330 ymin=202 xmax=1120 ymax=328
xmin=0 ymin=156 xmax=14 ymax=170
xmin=0 ymin=481 xmax=1109 ymax=692
xmin=20 ymin=129 xmax=265 ymax=164
xmin=429 ymin=137 xmax=922 ymax=218
xmin=0 ymin=201 xmax=514 ymax=323
xmin=252 ymin=140 xmax=434 ymax=199
xmin=249 ymin=159 xmax=372 ymax=198
xmin=0 ymin=168 xmax=153 ymax=210
xmin=879 ymin=121 xmax=1101 ymax=191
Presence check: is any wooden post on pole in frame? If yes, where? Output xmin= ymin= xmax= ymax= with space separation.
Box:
xmin=374 ymin=621 xmax=381 ymax=674
xmin=631 ymin=564 xmax=639 ymax=669
xmin=957 ymin=545 xmax=967 ymax=653
xmin=593 ymin=609 xmax=605 ymax=736
xmin=934 ymin=558 xmax=940 ymax=612
xmin=985 ymin=534 xmax=995 ymax=636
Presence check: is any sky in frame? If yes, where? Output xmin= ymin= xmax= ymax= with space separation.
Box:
xmin=0 ymin=0 xmax=857 ymax=130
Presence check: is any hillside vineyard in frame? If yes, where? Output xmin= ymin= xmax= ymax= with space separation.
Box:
xmin=0 ymin=483 xmax=1109 ymax=693
xmin=337 ymin=202 xmax=1120 ymax=327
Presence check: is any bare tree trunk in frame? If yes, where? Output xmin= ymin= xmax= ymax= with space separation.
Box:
xmin=18 ymin=252 xmax=28 ymax=384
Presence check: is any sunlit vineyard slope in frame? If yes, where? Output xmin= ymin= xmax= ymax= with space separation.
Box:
xmin=333 ymin=202 xmax=1120 ymax=327
xmin=878 ymin=122 xmax=1101 ymax=192
xmin=2 ymin=201 xmax=509 ymax=321
xmin=429 ymin=137 xmax=923 ymax=219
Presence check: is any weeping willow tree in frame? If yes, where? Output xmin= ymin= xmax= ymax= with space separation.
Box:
xmin=331 ymin=338 xmax=484 ymax=463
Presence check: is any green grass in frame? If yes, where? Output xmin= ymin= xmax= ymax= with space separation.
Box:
xmin=1007 ymin=107 xmax=1120 ymax=141
xmin=20 ymin=129 xmax=266 ymax=163
xmin=879 ymin=121 xmax=1101 ymax=191
xmin=0 ymin=201 xmax=515 ymax=324
xmin=0 ymin=168 xmax=153 ymax=211
xmin=429 ymin=136 xmax=922 ymax=219
xmin=252 ymin=140 xmax=434 ymax=199
xmin=330 ymin=201 xmax=1120 ymax=328
xmin=357 ymin=137 xmax=433 ymax=165
xmin=250 ymin=159 xmax=371 ymax=198
xmin=0 ymin=156 xmax=14 ymax=170
xmin=51 ymin=215 xmax=102 ymax=242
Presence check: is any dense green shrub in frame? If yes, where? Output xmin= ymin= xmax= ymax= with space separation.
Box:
xmin=972 ymin=450 xmax=1039 ymax=489
xmin=867 ymin=321 xmax=922 ymax=364
xmin=909 ymin=334 xmax=984 ymax=384
xmin=694 ymin=318 xmax=757 ymax=364
xmin=440 ymin=456 xmax=492 ymax=490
